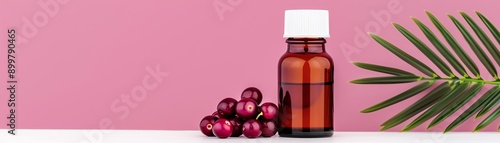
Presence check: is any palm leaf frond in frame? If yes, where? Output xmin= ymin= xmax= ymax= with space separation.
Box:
xmin=427 ymin=11 xmax=479 ymax=78
xmin=394 ymin=23 xmax=453 ymax=77
xmin=412 ymin=17 xmax=466 ymax=78
xmin=449 ymin=14 xmax=498 ymax=79
xmin=352 ymin=11 xmax=500 ymax=132
xmin=428 ymin=83 xmax=484 ymax=129
xmin=461 ymin=12 xmax=500 ymax=70
xmin=353 ymin=62 xmax=414 ymax=76
xmin=369 ymin=34 xmax=437 ymax=77
xmin=380 ymin=82 xmax=451 ymax=131
xmin=402 ymin=82 xmax=470 ymax=131
xmin=361 ymin=81 xmax=434 ymax=113
xmin=445 ymin=86 xmax=500 ymax=132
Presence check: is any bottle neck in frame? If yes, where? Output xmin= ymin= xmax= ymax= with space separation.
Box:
xmin=286 ymin=38 xmax=326 ymax=53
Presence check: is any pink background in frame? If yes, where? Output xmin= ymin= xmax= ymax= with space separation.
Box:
xmin=1 ymin=0 xmax=500 ymax=132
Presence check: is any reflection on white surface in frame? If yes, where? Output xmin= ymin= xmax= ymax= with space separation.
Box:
xmin=1 ymin=130 xmax=500 ymax=143
xmin=202 ymin=136 xmax=333 ymax=143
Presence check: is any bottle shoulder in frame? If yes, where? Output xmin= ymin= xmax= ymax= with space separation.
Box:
xmin=279 ymin=53 xmax=333 ymax=67
xmin=278 ymin=52 xmax=334 ymax=83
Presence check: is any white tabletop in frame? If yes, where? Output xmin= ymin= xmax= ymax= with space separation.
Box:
xmin=1 ymin=130 xmax=499 ymax=143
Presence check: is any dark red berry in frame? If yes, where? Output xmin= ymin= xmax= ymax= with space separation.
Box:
xmin=260 ymin=102 xmax=278 ymax=120
xmin=212 ymin=119 xmax=233 ymax=138
xmin=236 ymin=98 xmax=258 ymax=119
xmin=242 ymin=119 xmax=262 ymax=138
xmin=199 ymin=115 xmax=218 ymax=136
xmin=212 ymin=111 xmax=220 ymax=119
xmin=241 ymin=87 xmax=263 ymax=104
xmin=228 ymin=117 xmax=244 ymax=137
xmin=217 ymin=98 xmax=237 ymax=118
xmin=260 ymin=120 xmax=277 ymax=137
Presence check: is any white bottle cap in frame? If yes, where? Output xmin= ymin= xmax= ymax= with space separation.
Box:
xmin=283 ymin=10 xmax=330 ymax=38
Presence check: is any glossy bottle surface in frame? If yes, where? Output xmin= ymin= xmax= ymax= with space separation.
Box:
xmin=278 ymin=38 xmax=333 ymax=137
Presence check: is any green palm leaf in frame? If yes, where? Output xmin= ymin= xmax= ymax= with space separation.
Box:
xmin=461 ymin=12 xmax=500 ymax=71
xmin=476 ymin=90 xmax=500 ymax=118
xmin=445 ymin=86 xmax=500 ymax=132
xmin=477 ymin=12 xmax=500 ymax=46
xmin=402 ymin=82 xmax=470 ymax=131
xmin=412 ymin=17 xmax=466 ymax=78
xmin=449 ymin=14 xmax=498 ymax=79
xmin=352 ymin=62 xmax=414 ymax=76
xmin=394 ymin=23 xmax=453 ymax=77
xmin=428 ymin=83 xmax=484 ymax=129
xmin=361 ymin=81 xmax=434 ymax=113
xmin=380 ymin=82 xmax=452 ymax=131
xmin=475 ymin=105 xmax=500 ymax=131
xmin=351 ymin=11 xmax=500 ymax=132
xmin=426 ymin=11 xmax=479 ymax=78
xmin=370 ymin=34 xmax=437 ymax=77
xmin=351 ymin=76 xmax=422 ymax=84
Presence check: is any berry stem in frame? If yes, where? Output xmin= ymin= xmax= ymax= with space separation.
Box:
xmin=255 ymin=112 xmax=263 ymax=120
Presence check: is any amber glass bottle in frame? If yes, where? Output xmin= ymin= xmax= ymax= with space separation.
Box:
xmin=278 ymin=10 xmax=333 ymax=138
